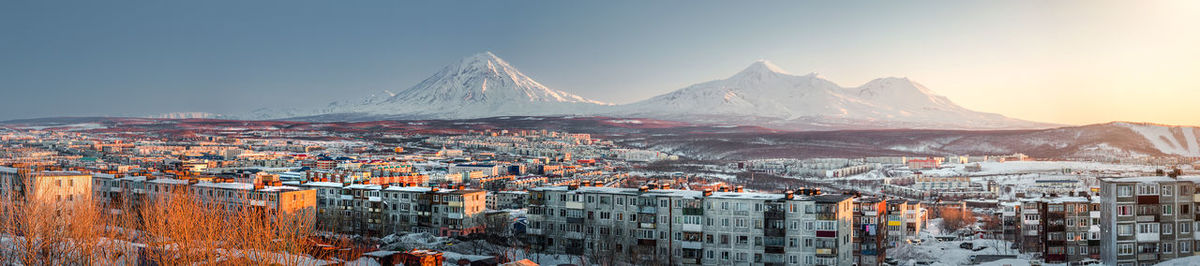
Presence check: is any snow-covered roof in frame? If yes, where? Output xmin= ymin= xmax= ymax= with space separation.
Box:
xmin=301 ymin=182 xmax=344 ymax=188
xmin=1106 ymin=176 xmax=1192 ymax=183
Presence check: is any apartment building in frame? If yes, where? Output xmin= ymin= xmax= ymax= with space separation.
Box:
xmin=302 ymin=182 xmax=487 ymax=237
xmin=526 ymin=185 xmax=855 ymax=266
xmin=90 ymin=174 xmax=316 ymax=219
xmin=884 ymin=200 xmax=926 ymax=247
xmin=1038 ymin=196 xmax=1100 ymax=263
xmin=1020 ymin=199 xmax=1043 ymax=254
xmin=1100 ymin=176 xmax=1197 ymax=266
xmin=488 ymin=190 xmax=528 ymax=210
xmin=854 ymin=197 xmax=887 ymax=266
xmin=999 ymin=201 xmax=1022 ymax=249
xmin=0 ymin=166 xmax=92 ymax=204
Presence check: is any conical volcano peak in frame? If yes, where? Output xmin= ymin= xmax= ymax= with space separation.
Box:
xmin=737 ymin=60 xmax=790 ymax=76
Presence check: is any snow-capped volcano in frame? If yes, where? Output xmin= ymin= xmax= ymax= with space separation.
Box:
xmin=338 ymin=51 xmax=608 ymax=118
xmin=250 ymin=54 xmax=1054 ymax=130
xmin=253 ymin=52 xmax=608 ymax=120
xmin=617 ymin=60 xmax=1053 ymax=130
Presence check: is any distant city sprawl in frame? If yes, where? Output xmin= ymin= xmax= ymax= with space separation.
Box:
xmin=0 ymin=118 xmax=1198 ymax=265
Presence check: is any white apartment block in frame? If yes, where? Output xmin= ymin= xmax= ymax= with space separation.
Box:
xmin=526 ymin=185 xmax=855 ymax=266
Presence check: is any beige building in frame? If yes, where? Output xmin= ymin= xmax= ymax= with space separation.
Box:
xmin=0 ymin=166 xmax=93 ymax=205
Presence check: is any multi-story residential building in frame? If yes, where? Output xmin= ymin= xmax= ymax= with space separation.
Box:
xmin=90 ymin=174 xmax=317 ymax=220
xmin=0 ymin=166 xmax=93 ymax=204
xmin=884 ymin=200 xmax=926 ymax=247
xmin=999 ymin=201 xmax=1023 ymax=249
xmin=1019 ymin=199 xmax=1043 ymax=254
xmin=488 ymin=190 xmax=528 ymax=210
xmin=1100 ymin=176 xmax=1197 ymax=266
xmin=902 ymin=200 xmax=927 ymax=239
xmin=526 ymin=185 xmax=856 ymax=266
xmin=1038 ymin=196 xmax=1098 ymax=263
xmin=853 ymin=197 xmax=887 ymax=266
xmin=302 ymin=182 xmax=487 ymax=237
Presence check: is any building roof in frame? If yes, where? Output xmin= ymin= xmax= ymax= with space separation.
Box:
xmin=1105 ymin=176 xmax=1192 ymax=183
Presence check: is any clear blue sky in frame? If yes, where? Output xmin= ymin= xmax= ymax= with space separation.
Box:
xmin=3 ymin=1 xmax=1198 ymax=125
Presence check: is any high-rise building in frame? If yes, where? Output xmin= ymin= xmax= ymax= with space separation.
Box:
xmin=1099 ymin=176 xmax=1197 ymax=266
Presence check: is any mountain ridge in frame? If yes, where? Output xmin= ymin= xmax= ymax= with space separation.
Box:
xmin=247 ymin=52 xmax=1056 ymax=130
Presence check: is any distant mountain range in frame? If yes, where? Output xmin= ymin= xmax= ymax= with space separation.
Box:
xmin=4 ymin=116 xmax=1198 ymax=160
xmin=246 ymin=52 xmax=1057 ymax=130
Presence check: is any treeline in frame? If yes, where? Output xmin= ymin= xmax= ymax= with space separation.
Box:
xmin=0 ymin=188 xmax=342 ymax=265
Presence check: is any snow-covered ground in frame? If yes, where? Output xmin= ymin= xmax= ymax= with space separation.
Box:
xmin=1155 ymin=255 xmax=1200 ymax=266
xmin=919 ymin=161 xmax=1157 ymax=177
xmin=375 ymin=232 xmax=582 ymax=266
xmin=891 ymin=218 xmax=1032 ymax=266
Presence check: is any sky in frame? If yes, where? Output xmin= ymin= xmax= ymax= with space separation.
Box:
xmin=2 ymin=1 xmax=1199 ymax=126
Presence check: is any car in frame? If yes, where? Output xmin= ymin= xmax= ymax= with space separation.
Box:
xmin=959 ymin=242 xmax=974 ymax=249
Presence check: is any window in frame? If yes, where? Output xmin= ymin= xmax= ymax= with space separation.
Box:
xmin=1163 ymin=185 xmax=1174 ymax=196
xmin=1118 ymin=244 xmax=1134 ymax=255
xmin=1117 ymin=205 xmax=1133 ymax=216
xmin=1138 ymin=185 xmax=1159 ymax=195
xmin=1164 ymin=204 xmax=1175 ymax=216
xmin=1183 ymin=241 xmax=1192 ymax=253
xmin=1183 ymin=222 xmax=1192 ymax=234
xmin=1164 ymin=223 xmax=1175 ymax=235
xmin=1139 ymin=223 xmax=1159 ymax=234
xmin=1163 ymin=242 xmax=1174 ymax=254
xmin=1117 ymin=185 xmax=1132 ymax=197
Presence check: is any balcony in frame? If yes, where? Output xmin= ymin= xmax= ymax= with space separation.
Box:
xmin=639 ymin=206 xmax=657 ymax=213
xmin=527 ymin=228 xmax=543 ymax=235
xmin=566 ymin=201 xmax=584 ymax=209
xmin=765 ymin=228 xmax=786 ymax=237
xmin=681 ymin=241 xmax=702 ymax=249
xmin=566 ymin=217 xmax=584 ymax=224
xmin=447 ymin=213 xmax=463 ymax=219
xmin=682 ymin=224 xmax=702 ymax=232
xmin=816 ymin=248 xmax=835 ymax=256
xmin=765 ymin=211 xmax=785 ymax=220
xmin=765 ymin=246 xmax=785 ymax=254
xmin=640 ymin=223 xmax=656 ymax=229
xmin=682 ymin=208 xmax=703 ymax=215
xmin=565 ymin=231 xmax=584 ymax=239
xmin=1137 ymin=253 xmax=1158 ymax=261
xmin=816 ymin=230 xmax=837 ymax=238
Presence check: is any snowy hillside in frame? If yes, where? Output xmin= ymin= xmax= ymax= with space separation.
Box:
xmin=617 ymin=60 xmax=1053 ymax=130
xmin=1115 ymin=122 xmax=1200 ymax=156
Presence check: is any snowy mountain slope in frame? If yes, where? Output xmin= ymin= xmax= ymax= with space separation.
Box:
xmin=620 ymin=122 xmax=1193 ymax=160
xmin=617 ymin=60 xmax=1053 ymax=130
xmin=251 ymin=52 xmax=609 ymax=120
xmin=1115 ymin=122 xmax=1200 ymax=156
xmin=250 ymin=54 xmax=1054 ymax=130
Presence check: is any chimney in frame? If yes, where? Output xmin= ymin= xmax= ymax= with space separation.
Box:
xmin=381 ymin=184 xmax=390 ymax=190
xmin=638 ymin=186 xmax=649 ymax=192
xmin=703 ymin=188 xmax=713 ymax=197
xmin=785 ymin=190 xmax=794 ymax=200
xmin=735 ymin=185 xmax=744 ymax=193
xmin=569 ymin=184 xmax=579 ymax=191
xmin=813 ymin=188 xmax=821 ymax=195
